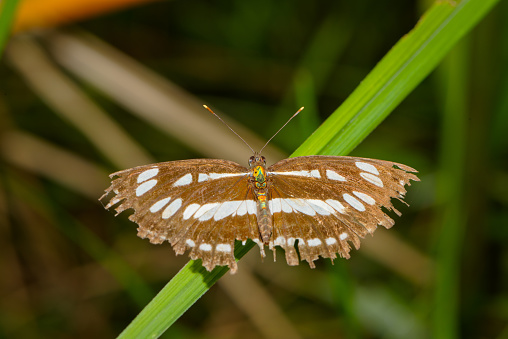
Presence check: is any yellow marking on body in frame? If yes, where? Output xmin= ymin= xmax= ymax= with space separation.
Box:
xmin=257 ymin=192 xmax=268 ymax=206
xmin=253 ymin=165 xmax=267 ymax=189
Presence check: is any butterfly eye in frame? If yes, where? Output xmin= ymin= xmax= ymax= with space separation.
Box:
xmin=248 ymin=156 xmax=255 ymax=165
xmin=261 ymin=156 xmax=266 ymax=164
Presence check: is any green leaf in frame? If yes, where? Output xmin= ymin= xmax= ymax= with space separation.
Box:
xmin=0 ymin=0 xmax=20 ymax=60
xmin=117 ymin=0 xmax=499 ymax=337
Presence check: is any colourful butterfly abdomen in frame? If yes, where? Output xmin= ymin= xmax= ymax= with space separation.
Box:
xmin=256 ymin=190 xmax=272 ymax=243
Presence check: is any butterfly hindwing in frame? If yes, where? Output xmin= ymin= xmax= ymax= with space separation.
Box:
xmin=101 ymin=159 xmax=259 ymax=272
xmin=269 ymin=187 xmax=363 ymax=267
xmin=267 ymin=156 xmax=419 ymax=267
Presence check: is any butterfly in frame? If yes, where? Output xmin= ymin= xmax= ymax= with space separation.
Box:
xmin=101 ymin=106 xmax=419 ymax=273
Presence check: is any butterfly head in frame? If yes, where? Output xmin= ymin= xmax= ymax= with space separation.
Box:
xmin=248 ymin=153 xmax=266 ymax=168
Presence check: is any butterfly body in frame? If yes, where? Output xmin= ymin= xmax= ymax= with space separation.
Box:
xmin=102 ymin=153 xmax=419 ymax=273
xmin=248 ymin=153 xmax=273 ymax=243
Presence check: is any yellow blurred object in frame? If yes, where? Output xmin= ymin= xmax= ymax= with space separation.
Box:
xmin=13 ymin=0 xmax=158 ymax=33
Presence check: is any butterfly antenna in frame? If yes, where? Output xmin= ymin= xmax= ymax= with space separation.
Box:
xmin=203 ymin=105 xmax=256 ymax=154
xmin=259 ymin=107 xmax=304 ymax=153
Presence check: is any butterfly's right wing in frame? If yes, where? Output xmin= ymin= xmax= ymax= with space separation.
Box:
xmin=101 ymin=159 xmax=259 ymax=272
xmin=267 ymin=156 xmax=419 ymax=267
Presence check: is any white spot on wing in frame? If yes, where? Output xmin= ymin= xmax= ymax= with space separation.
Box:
xmin=136 ymin=179 xmax=157 ymax=196
xmin=271 ymin=170 xmax=306 ymax=177
xmin=216 ymin=244 xmax=232 ymax=252
xmin=274 ymin=236 xmax=286 ymax=246
xmin=353 ymin=191 xmax=376 ymax=205
xmin=280 ymin=199 xmax=293 ymax=213
xmin=286 ymin=199 xmax=315 ymax=216
xmin=343 ymin=193 xmax=365 ymax=211
xmin=326 ymin=237 xmax=337 ymax=245
xmin=197 ymin=172 xmax=244 ymax=182
xmin=310 ymin=170 xmax=321 ymax=178
xmin=199 ymin=243 xmax=212 ymax=251
xmin=183 ymin=203 xmax=200 ymax=220
xmin=360 ymin=172 xmax=383 ymax=187
xmin=162 ymin=198 xmax=182 ymax=218
xmin=326 ymin=199 xmax=346 ymax=214
xmin=306 ymin=199 xmax=335 ymax=215
xmin=186 ymin=239 xmax=196 ymax=247
xmin=269 ymin=198 xmax=282 ymax=213
xmin=194 ymin=203 xmax=220 ymax=221
xmin=308 ymin=238 xmax=322 ymax=247
xmin=355 ymin=161 xmax=379 ymax=175
xmin=174 ymin=173 xmax=192 ymax=186
xmin=199 ymin=204 xmax=220 ymax=221
xmin=194 ymin=203 xmax=219 ymax=219
xmin=271 ymin=198 xmax=342 ymax=216
xmin=137 ymin=168 xmax=159 ymax=183
xmin=214 ymin=201 xmax=242 ymax=220
xmin=326 ymin=169 xmax=346 ymax=181
xmin=246 ymin=200 xmax=256 ymax=215
xmin=270 ymin=170 xmax=320 ymax=178
xmin=236 ymin=201 xmax=247 ymax=216
xmin=209 ymin=173 xmax=245 ymax=179
xmin=150 ymin=197 xmax=171 ymax=213
xmin=339 ymin=232 xmax=348 ymax=240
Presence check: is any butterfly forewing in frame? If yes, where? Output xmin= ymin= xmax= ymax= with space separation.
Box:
xmin=102 ymin=159 xmax=260 ymax=272
xmin=266 ymin=156 xmax=419 ymax=267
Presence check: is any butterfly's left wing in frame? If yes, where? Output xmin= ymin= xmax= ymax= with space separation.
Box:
xmin=267 ymin=156 xmax=419 ymax=268
xmin=101 ymin=159 xmax=260 ymax=272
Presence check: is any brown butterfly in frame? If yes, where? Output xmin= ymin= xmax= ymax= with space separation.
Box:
xmin=101 ymin=106 xmax=419 ymax=273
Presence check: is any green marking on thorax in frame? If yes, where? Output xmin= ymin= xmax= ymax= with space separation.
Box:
xmin=254 ymin=166 xmax=267 ymax=189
